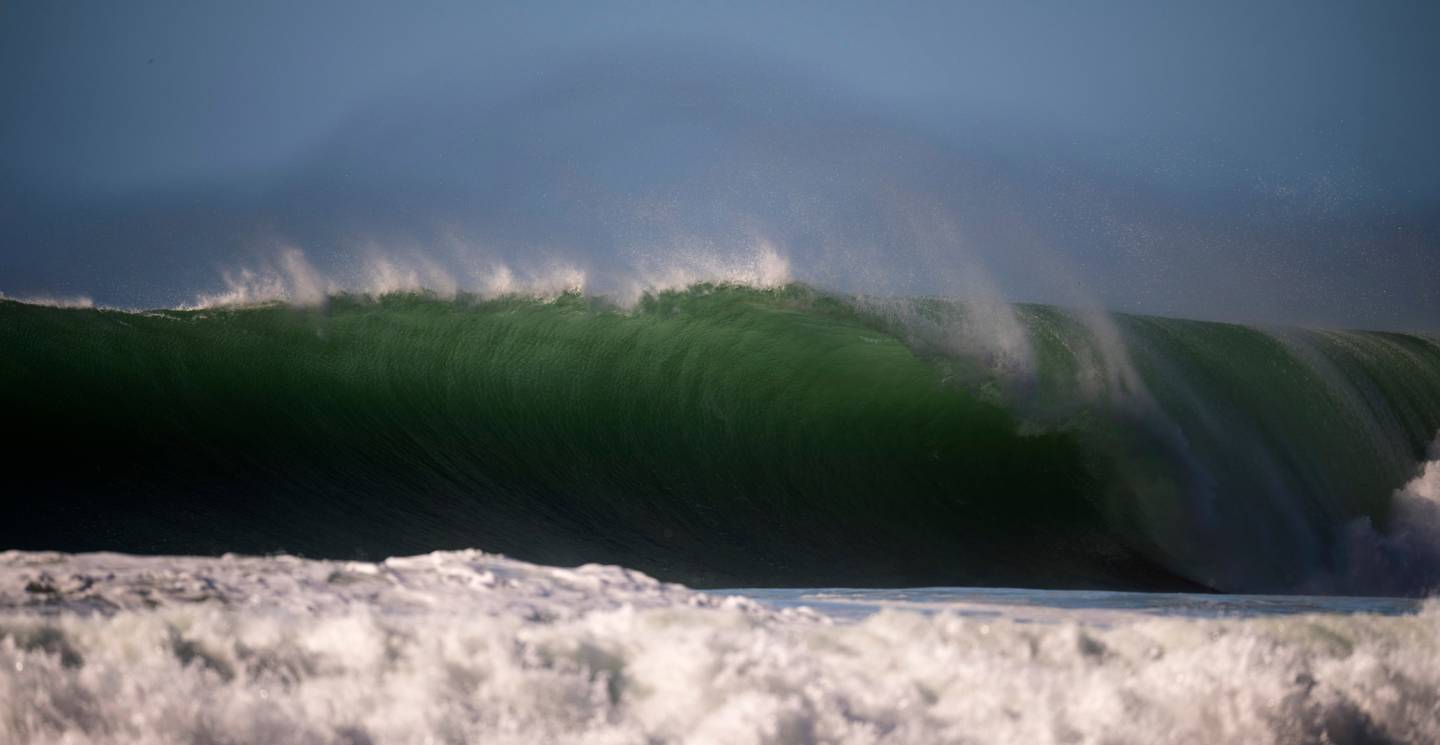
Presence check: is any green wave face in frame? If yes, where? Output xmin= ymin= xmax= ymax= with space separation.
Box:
xmin=1016 ymin=308 xmax=1440 ymax=592
xmin=3 ymin=285 xmax=1438 ymax=593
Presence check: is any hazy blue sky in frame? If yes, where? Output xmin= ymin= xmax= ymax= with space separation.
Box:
xmin=2 ymin=1 xmax=1438 ymax=327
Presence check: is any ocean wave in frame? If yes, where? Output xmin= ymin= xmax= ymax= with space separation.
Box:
xmin=3 ymin=284 xmax=1439 ymax=594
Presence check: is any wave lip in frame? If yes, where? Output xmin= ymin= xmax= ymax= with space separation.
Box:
xmin=3 ymin=550 xmax=1438 ymax=745
xmin=0 ymin=292 xmax=94 ymax=309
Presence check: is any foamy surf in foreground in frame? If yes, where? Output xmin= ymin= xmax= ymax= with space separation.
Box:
xmin=3 ymin=551 xmax=1437 ymax=744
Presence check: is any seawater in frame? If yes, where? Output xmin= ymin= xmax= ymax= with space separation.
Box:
xmin=7 ymin=288 xmax=1440 ymax=596
xmin=3 ymin=550 xmax=1436 ymax=744
xmin=736 ymin=586 xmax=1421 ymax=624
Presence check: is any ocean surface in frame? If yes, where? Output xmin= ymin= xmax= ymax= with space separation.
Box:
xmin=4 ymin=284 xmax=1440 ymax=596
xmin=4 ymin=283 xmax=1440 ymax=742
xmin=2 ymin=550 xmax=1436 ymax=744
xmin=733 ymin=586 xmax=1422 ymax=624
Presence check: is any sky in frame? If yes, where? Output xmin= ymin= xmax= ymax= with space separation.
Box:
xmin=2 ymin=0 xmax=1438 ymax=328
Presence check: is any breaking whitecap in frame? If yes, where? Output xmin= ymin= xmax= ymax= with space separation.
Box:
xmin=2 ymin=550 xmax=1437 ymax=745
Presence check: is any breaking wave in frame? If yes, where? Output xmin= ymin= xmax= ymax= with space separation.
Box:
xmin=2 ymin=281 xmax=1439 ymax=594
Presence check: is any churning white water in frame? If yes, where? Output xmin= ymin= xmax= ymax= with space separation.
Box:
xmin=2 ymin=550 xmax=1437 ymax=745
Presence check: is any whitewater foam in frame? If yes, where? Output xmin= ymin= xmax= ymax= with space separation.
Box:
xmin=1341 ymin=435 xmax=1440 ymax=595
xmin=3 ymin=551 xmax=1438 ymax=744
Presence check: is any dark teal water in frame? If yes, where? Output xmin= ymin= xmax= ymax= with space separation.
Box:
xmin=3 ymin=284 xmax=1438 ymax=594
